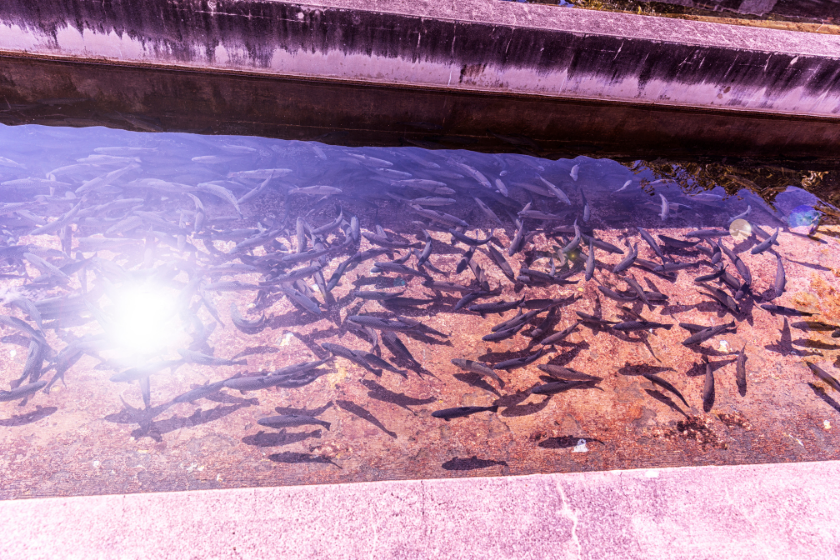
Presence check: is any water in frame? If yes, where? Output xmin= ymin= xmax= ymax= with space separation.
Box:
xmin=0 ymin=124 xmax=838 ymax=499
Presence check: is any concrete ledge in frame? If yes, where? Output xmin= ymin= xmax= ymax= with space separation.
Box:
xmin=2 ymin=460 xmax=840 ymax=559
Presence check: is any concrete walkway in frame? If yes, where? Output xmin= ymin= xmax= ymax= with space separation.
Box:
xmin=2 ymin=460 xmax=839 ymax=559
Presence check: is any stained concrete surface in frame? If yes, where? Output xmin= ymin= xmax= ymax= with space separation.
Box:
xmin=2 ymin=460 xmax=839 ymax=559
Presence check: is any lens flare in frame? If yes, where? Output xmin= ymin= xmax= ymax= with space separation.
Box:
xmin=110 ymin=284 xmax=179 ymax=355
xmin=789 ymin=204 xmax=820 ymax=228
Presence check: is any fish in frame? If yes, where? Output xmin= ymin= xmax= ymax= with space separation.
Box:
xmin=657 ymin=235 xmax=700 ymax=249
xmin=774 ymin=253 xmax=786 ymax=299
xmin=372 ymin=261 xmax=430 ymax=278
xmin=807 ymin=362 xmax=840 ymax=393
xmin=576 ymin=312 xmax=618 ymax=328
xmin=482 ymin=323 xmax=526 ymax=342
xmin=451 ymin=359 xmax=504 ymax=386
xmin=636 ymin=227 xmax=665 ymax=261
xmin=597 ymin=285 xmax=637 ymax=303
xmin=530 ymin=380 xmax=593 ymax=395
xmin=694 ymin=267 xmax=726 ymax=283
xmin=681 ymin=322 xmax=736 ymax=346
xmin=612 ymin=321 xmax=672 ymax=332
xmin=702 ymin=359 xmax=715 ymax=412
xmin=718 ymin=241 xmax=752 ymax=287
xmin=468 ymin=297 xmax=525 ymax=316
xmin=508 ymin=219 xmax=526 ymax=256
xmin=177 ymin=349 xmax=247 ymax=367
xmin=409 ymin=205 xmax=469 ymax=228
xmin=561 ymin=221 xmax=582 ymax=254
xmin=171 ymin=380 xmax=227 ymax=403
xmin=611 ymin=244 xmax=638 ymax=274
xmin=431 ymin=405 xmax=498 ymax=421
xmin=643 ymin=374 xmax=689 ymax=407
xmin=0 ymin=379 xmax=47 ymax=403
xmin=230 ymin=303 xmax=266 ymax=330
xmin=110 ymin=360 xmax=181 ymax=383
xmin=486 ymin=244 xmax=515 ymax=281
xmin=759 ymin=304 xmax=814 ymax=317
xmin=698 ymin=286 xmax=740 ymax=315
xmin=750 ymin=227 xmax=780 ymax=254
xmin=537 ymin=365 xmax=600 ymax=382
xmin=449 ymin=229 xmax=492 ymax=246
xmin=540 ymin=322 xmax=580 ymax=345
xmin=347 ymin=316 xmax=420 ymax=332
xmin=258 ymin=415 xmax=331 ymax=430
xmin=685 ymin=229 xmax=729 ymax=239
xmin=736 ymin=345 xmax=747 ymax=397
xmin=288 ymin=185 xmax=342 ymax=196
xmin=659 ymin=194 xmax=669 ymax=220
xmin=473 ymin=197 xmax=504 ymax=226
xmin=585 ymin=238 xmax=595 ymax=281
xmin=493 ymin=349 xmax=544 ymax=371
xmin=538 ymin=176 xmax=571 ymax=205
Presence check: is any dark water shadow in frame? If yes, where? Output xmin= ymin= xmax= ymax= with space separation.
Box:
xmin=268 ymin=451 xmax=340 ymax=468
xmin=538 ymin=436 xmax=603 ymax=449
xmin=441 ymin=456 xmax=508 ymax=471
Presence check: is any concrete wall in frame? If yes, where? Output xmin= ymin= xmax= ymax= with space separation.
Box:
xmin=0 ymin=0 xmax=838 ymax=163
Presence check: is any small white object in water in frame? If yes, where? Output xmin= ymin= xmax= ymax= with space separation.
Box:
xmin=645 ymin=470 xmax=659 ymax=478
xmin=279 ymin=332 xmax=294 ymax=347
xmin=9 ymin=349 xmax=15 ymax=358
xmin=825 ymin=420 xmax=831 ymax=430
xmin=92 ymin=460 xmax=100 ymax=468
xmin=729 ymin=218 xmax=752 ymax=240
xmin=572 ymin=438 xmax=589 ymax=453
xmin=718 ymin=340 xmax=731 ymax=353
xmin=570 ymin=164 xmax=579 ymax=181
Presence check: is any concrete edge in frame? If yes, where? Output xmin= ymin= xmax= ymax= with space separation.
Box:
xmin=291 ymin=0 xmax=840 ymax=55
xmin=1 ymin=0 xmax=839 ymax=120
xmin=2 ymin=460 xmax=840 ymax=559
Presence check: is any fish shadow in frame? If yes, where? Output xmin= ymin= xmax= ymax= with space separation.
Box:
xmin=645 ymin=389 xmax=688 ymax=417
xmin=808 ymin=383 xmax=840 ymax=414
xmin=268 ymin=451 xmax=340 ymax=468
xmin=359 ymin=379 xmax=435 ymax=413
xmin=232 ymin=345 xmax=280 ymax=360
xmin=242 ymin=428 xmax=323 ymax=448
xmin=441 ymin=456 xmax=508 ymax=471
xmin=129 ymin=402 xmax=253 ymax=442
xmin=685 ymin=358 xmax=737 ymax=377
xmin=453 ymin=373 xmax=501 ymax=396
xmin=336 ymin=398 xmax=398 ymax=439
xmin=788 ymin=259 xmax=831 ymax=272
xmin=0 ymin=405 xmax=57 ymax=426
xmin=501 ymin=395 xmax=552 ymax=417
